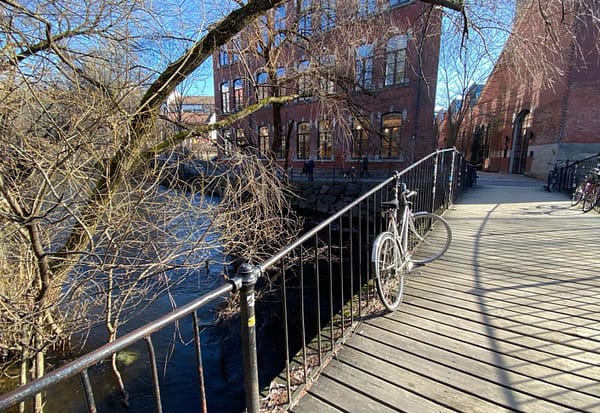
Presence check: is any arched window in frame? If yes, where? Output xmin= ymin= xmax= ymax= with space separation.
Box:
xmin=381 ymin=113 xmax=402 ymax=159
xmin=297 ymin=122 xmax=310 ymax=159
xmin=256 ymin=72 xmax=268 ymax=100
xmin=233 ymin=78 xmax=244 ymax=110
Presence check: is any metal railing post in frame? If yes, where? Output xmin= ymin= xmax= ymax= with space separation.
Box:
xmin=448 ymin=150 xmax=457 ymax=205
xmin=431 ymin=150 xmax=439 ymax=212
xmin=237 ymin=263 xmax=260 ymax=413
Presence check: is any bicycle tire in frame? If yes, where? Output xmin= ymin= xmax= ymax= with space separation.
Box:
xmin=582 ymin=186 xmax=600 ymax=213
xmin=407 ymin=212 xmax=452 ymax=264
xmin=547 ymin=172 xmax=558 ymax=192
xmin=571 ymin=182 xmax=585 ymax=206
xmin=372 ymin=231 xmax=404 ymax=312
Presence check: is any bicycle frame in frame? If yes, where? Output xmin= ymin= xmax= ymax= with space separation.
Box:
xmin=372 ymin=182 xmax=415 ymax=269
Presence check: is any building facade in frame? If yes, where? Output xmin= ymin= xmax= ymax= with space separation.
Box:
xmin=463 ymin=0 xmax=600 ymax=178
xmin=212 ymin=0 xmax=442 ymax=177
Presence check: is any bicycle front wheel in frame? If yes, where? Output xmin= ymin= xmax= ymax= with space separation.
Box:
xmin=582 ymin=186 xmax=600 ymax=213
xmin=408 ymin=212 xmax=452 ymax=264
xmin=372 ymin=231 xmax=404 ymax=312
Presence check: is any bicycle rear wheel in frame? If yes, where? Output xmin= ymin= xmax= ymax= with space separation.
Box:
xmin=582 ymin=186 xmax=600 ymax=213
xmin=408 ymin=212 xmax=452 ymax=264
xmin=571 ymin=182 xmax=585 ymax=206
xmin=372 ymin=231 xmax=404 ymax=312
xmin=547 ymin=172 xmax=558 ymax=192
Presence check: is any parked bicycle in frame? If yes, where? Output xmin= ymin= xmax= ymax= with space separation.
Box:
xmin=371 ymin=180 xmax=452 ymax=311
xmin=571 ymin=167 xmax=600 ymax=213
xmin=545 ymin=160 xmax=568 ymax=192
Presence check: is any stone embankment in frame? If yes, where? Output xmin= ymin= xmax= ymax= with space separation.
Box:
xmin=291 ymin=181 xmax=378 ymax=216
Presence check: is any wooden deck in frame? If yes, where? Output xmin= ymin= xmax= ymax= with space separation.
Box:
xmin=290 ymin=173 xmax=600 ymax=413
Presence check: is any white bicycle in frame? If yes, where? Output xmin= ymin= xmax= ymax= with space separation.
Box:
xmin=371 ymin=181 xmax=452 ymax=311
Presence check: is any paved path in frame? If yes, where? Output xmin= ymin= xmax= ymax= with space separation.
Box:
xmin=291 ymin=172 xmax=600 ymax=413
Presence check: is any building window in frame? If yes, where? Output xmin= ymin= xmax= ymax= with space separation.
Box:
xmin=352 ymin=117 xmax=370 ymax=158
xmin=275 ymin=67 xmax=286 ymax=96
xmin=219 ymin=46 xmax=230 ymax=67
xmin=236 ymin=128 xmax=246 ymax=147
xmin=230 ymin=36 xmax=240 ymax=63
xmin=355 ymin=43 xmax=373 ymax=90
xmin=318 ymin=120 xmax=332 ymax=160
xmin=259 ymin=126 xmax=270 ymax=157
xmin=220 ymin=82 xmax=230 ymax=113
xmin=256 ymin=71 xmax=269 ymax=100
xmin=277 ymin=125 xmax=287 ymax=159
xmin=320 ymin=0 xmax=336 ymax=31
xmin=385 ymin=35 xmax=407 ymax=86
xmin=297 ymin=122 xmax=310 ymax=159
xmin=298 ymin=60 xmax=311 ymax=97
xmin=298 ymin=0 xmax=313 ymax=37
xmin=222 ymin=129 xmax=233 ymax=157
xmin=358 ymin=0 xmax=376 ymax=16
xmin=390 ymin=0 xmax=410 ymax=7
xmin=233 ymin=78 xmax=245 ymax=110
xmin=381 ymin=113 xmax=402 ymax=159
xmin=318 ymin=55 xmax=336 ymax=94
xmin=274 ymin=5 xmax=286 ymax=45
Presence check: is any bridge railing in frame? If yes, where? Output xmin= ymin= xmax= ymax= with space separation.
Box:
xmin=0 ymin=149 xmax=473 ymax=413
xmin=251 ymin=148 xmax=473 ymax=411
xmin=554 ymin=153 xmax=600 ymax=192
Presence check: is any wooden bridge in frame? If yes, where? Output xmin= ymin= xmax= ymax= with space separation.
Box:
xmin=291 ymin=172 xmax=600 ymax=413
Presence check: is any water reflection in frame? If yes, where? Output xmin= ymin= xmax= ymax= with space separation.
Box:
xmin=7 ymin=189 xmax=246 ymax=412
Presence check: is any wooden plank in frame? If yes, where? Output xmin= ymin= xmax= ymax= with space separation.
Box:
xmin=403 ymin=282 xmax=600 ymax=339
xmin=397 ymin=294 xmax=600 ymax=365
xmin=330 ymin=346 xmax=509 ymax=413
xmin=397 ymin=302 xmax=600 ymax=381
xmin=289 ymin=393 xmax=343 ymax=413
xmin=408 ymin=273 xmax=600 ymax=327
xmin=382 ymin=309 xmax=600 ymax=395
xmin=321 ymin=358 xmax=456 ymax=413
xmin=361 ymin=318 xmax=600 ymax=408
xmin=345 ymin=333 xmax=575 ymax=412
xmin=301 ymin=372 xmax=399 ymax=413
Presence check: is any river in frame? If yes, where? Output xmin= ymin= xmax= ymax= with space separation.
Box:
xmin=3 ymin=189 xmax=250 ymax=412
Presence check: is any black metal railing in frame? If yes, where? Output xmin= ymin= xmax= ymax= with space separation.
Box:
xmin=0 ymin=148 xmax=474 ymax=413
xmin=552 ymin=153 xmax=600 ymax=192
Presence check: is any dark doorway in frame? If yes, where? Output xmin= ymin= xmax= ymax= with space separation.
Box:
xmin=511 ymin=110 xmax=530 ymax=174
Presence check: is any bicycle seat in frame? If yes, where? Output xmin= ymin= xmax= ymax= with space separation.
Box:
xmin=381 ymin=199 xmax=399 ymax=210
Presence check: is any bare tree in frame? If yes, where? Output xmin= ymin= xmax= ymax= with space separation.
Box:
xmin=0 ymin=1 xmax=296 ymax=410
xmin=2 ymin=0 xmax=597 ymax=410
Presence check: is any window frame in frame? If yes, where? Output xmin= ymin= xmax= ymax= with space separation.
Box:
xmin=296 ymin=121 xmax=311 ymax=160
xmin=220 ymin=82 xmax=230 ymax=114
xmin=317 ymin=119 xmax=333 ymax=160
xmin=380 ymin=112 xmax=403 ymax=159
xmin=385 ymin=35 xmax=408 ymax=87
xmin=355 ymin=43 xmax=373 ymax=90
xmin=352 ymin=117 xmax=370 ymax=159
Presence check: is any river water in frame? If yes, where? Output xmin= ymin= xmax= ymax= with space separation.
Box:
xmin=3 ymin=189 xmax=250 ymax=412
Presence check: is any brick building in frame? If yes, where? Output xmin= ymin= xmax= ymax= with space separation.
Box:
xmin=212 ymin=0 xmax=441 ymax=177
xmin=463 ymin=0 xmax=600 ymax=178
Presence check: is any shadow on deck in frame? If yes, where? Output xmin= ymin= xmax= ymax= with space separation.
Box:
xmin=290 ymin=172 xmax=600 ymax=413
